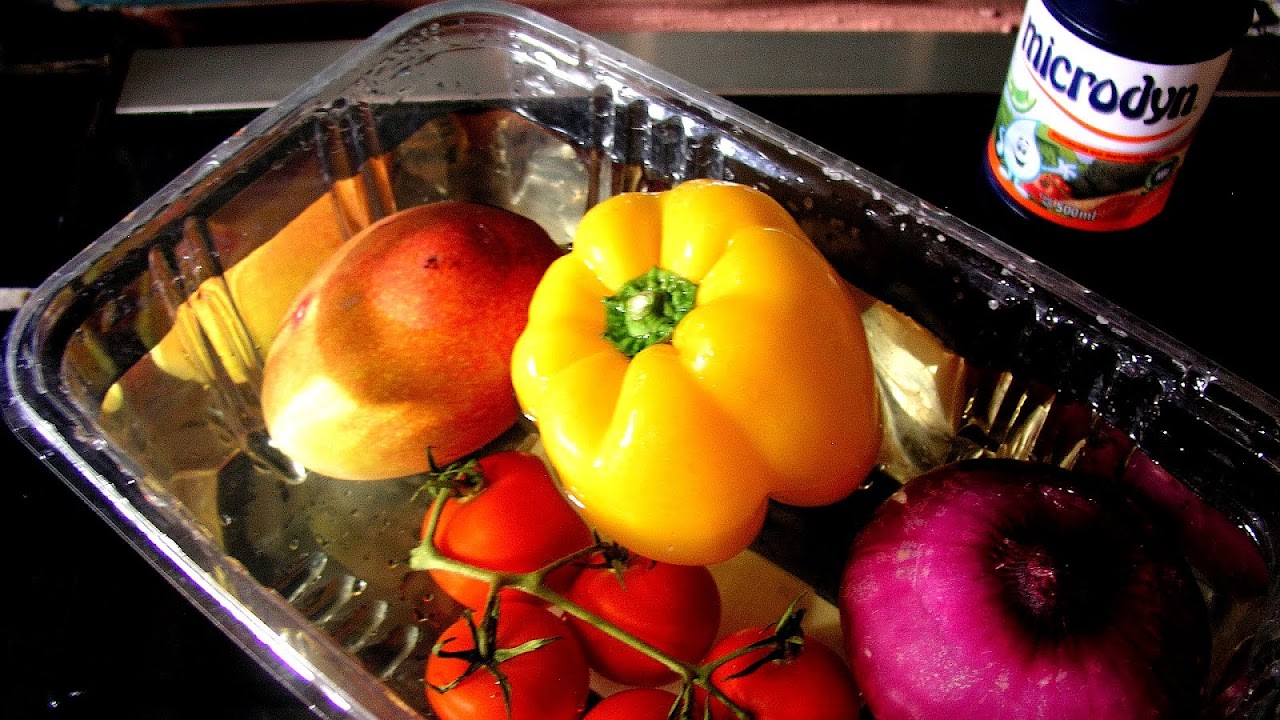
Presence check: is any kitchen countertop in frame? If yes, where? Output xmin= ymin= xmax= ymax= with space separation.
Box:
xmin=4 ymin=2 xmax=1279 ymax=718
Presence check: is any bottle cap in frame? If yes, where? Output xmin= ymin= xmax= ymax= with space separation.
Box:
xmin=1044 ymin=0 xmax=1255 ymax=64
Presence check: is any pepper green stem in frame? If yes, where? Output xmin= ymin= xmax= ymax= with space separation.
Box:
xmin=603 ymin=266 xmax=698 ymax=358
xmin=408 ymin=486 xmax=757 ymax=720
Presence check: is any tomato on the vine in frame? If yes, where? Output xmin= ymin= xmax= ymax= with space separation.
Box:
xmin=701 ymin=606 xmax=861 ymax=720
xmin=425 ymin=600 xmax=590 ymax=720
xmin=585 ymin=688 xmax=681 ymax=720
xmin=420 ymin=451 xmax=594 ymax=610
xmin=564 ymin=548 xmax=721 ymax=687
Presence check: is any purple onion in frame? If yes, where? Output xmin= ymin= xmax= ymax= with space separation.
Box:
xmin=840 ymin=458 xmax=1210 ymax=720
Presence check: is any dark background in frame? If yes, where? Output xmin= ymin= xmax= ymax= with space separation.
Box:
xmin=3 ymin=2 xmax=1278 ymax=717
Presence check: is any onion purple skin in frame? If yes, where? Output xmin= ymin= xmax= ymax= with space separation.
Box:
xmin=840 ymin=457 xmax=1211 ymax=720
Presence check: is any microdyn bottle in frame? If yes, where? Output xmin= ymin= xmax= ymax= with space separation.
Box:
xmin=986 ymin=0 xmax=1255 ymax=231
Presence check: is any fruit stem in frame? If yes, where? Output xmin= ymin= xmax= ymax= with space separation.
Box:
xmin=408 ymin=487 xmax=754 ymax=720
xmin=703 ymin=597 xmax=808 ymax=680
xmin=411 ymin=450 xmax=486 ymax=502
xmin=427 ymin=598 xmax=561 ymax=716
xmin=602 ymin=266 xmax=698 ymax=358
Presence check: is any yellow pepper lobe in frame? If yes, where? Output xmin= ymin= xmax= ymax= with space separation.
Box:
xmin=511 ymin=179 xmax=882 ymax=566
xmin=547 ymin=343 xmax=772 ymax=566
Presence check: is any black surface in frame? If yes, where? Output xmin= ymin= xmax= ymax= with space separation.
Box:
xmin=3 ymin=3 xmax=1279 ymax=719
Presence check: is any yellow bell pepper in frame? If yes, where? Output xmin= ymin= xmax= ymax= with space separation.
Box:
xmin=511 ymin=179 xmax=881 ymax=566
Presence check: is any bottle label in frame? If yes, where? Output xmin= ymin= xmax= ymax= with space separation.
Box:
xmin=987 ymin=0 xmax=1231 ymax=231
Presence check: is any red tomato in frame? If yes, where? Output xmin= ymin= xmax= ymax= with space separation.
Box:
xmin=564 ymin=550 xmax=721 ymax=687
xmin=425 ymin=601 xmax=590 ymax=720
xmin=702 ymin=624 xmax=861 ymax=720
xmin=585 ymin=688 xmax=680 ymax=720
xmin=422 ymin=451 xmax=594 ymax=610
xmin=1038 ymin=173 xmax=1072 ymax=199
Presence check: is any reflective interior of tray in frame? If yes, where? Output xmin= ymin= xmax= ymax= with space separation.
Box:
xmin=43 ymin=95 xmax=1274 ymax=717
xmin=31 ymin=8 xmax=1279 ymax=717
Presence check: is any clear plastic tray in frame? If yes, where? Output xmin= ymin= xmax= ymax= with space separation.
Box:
xmin=4 ymin=1 xmax=1277 ymax=718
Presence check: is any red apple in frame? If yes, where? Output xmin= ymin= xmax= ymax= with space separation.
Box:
xmin=840 ymin=458 xmax=1211 ymax=720
xmin=261 ymin=201 xmax=563 ymax=480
